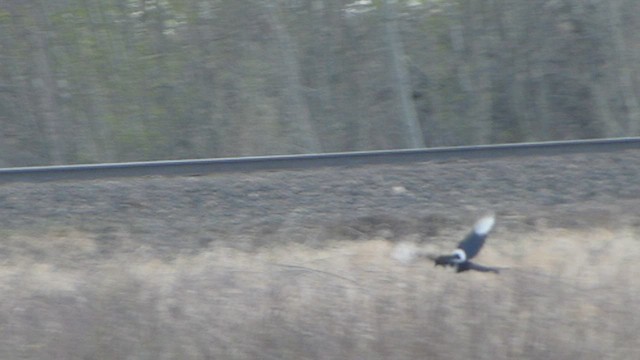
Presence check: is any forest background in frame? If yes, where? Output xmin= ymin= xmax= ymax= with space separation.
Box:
xmin=0 ymin=0 xmax=638 ymax=166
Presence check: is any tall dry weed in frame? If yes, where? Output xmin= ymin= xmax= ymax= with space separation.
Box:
xmin=0 ymin=227 xmax=638 ymax=359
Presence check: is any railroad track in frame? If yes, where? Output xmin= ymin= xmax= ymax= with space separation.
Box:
xmin=1 ymin=137 xmax=639 ymax=183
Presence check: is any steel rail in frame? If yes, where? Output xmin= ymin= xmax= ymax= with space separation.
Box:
xmin=1 ymin=137 xmax=639 ymax=183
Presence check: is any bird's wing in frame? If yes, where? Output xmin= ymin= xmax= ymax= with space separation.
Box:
xmin=464 ymin=261 xmax=500 ymax=274
xmin=457 ymin=215 xmax=495 ymax=259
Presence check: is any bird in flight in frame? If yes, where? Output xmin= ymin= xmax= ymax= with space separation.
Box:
xmin=432 ymin=214 xmax=500 ymax=273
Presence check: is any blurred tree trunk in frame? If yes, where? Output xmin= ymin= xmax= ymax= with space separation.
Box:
xmin=606 ymin=0 xmax=640 ymax=134
xmin=77 ymin=0 xmax=119 ymax=162
xmin=0 ymin=2 xmax=41 ymax=165
xmin=447 ymin=1 xmax=495 ymax=144
xmin=380 ymin=0 xmax=424 ymax=148
xmin=297 ymin=0 xmax=343 ymax=152
xmin=179 ymin=0 xmax=221 ymax=158
xmin=264 ymin=2 xmax=321 ymax=153
xmin=590 ymin=80 xmax=620 ymax=137
xmin=30 ymin=0 xmax=65 ymax=164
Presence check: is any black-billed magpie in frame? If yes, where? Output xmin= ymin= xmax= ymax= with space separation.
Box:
xmin=433 ymin=215 xmax=500 ymax=273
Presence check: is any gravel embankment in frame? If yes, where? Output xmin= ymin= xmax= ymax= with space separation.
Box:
xmin=0 ymin=150 xmax=639 ymax=360
xmin=0 ymin=150 xmax=638 ymax=258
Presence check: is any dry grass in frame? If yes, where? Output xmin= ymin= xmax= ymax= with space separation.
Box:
xmin=0 ymin=225 xmax=639 ymax=359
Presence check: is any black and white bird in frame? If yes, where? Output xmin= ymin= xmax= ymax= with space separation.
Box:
xmin=432 ymin=214 xmax=500 ymax=273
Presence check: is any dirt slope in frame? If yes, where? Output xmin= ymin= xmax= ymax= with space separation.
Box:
xmin=0 ymin=150 xmax=639 ymax=359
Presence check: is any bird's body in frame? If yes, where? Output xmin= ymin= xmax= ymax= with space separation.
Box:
xmin=434 ymin=215 xmax=500 ymax=273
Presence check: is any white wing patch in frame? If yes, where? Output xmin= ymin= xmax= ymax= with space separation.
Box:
xmin=452 ymin=249 xmax=467 ymax=263
xmin=473 ymin=214 xmax=496 ymax=236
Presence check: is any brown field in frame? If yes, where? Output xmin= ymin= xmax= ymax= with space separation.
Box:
xmin=1 ymin=218 xmax=638 ymax=359
xmin=1 ymin=151 xmax=639 ymax=359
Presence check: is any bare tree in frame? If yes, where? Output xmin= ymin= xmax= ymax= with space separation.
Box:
xmin=606 ymin=0 xmax=640 ymax=134
xmin=380 ymin=0 xmax=425 ymax=148
xmin=264 ymin=2 xmax=322 ymax=153
xmin=0 ymin=0 xmax=639 ymax=166
xmin=29 ymin=0 xmax=65 ymax=164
